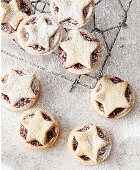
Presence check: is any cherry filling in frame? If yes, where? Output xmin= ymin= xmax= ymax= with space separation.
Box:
xmin=78 ymin=124 xmax=92 ymax=132
xmin=42 ymin=113 xmax=51 ymax=121
xmin=61 ymin=19 xmax=78 ymax=26
xmin=20 ymin=0 xmax=32 ymax=15
xmin=96 ymin=101 xmax=104 ymax=112
xmin=31 ymin=79 xmax=39 ymax=95
xmin=98 ymin=146 xmax=106 ymax=158
xmin=79 ymin=155 xmax=90 ymax=161
xmin=29 ymin=45 xmax=46 ymax=51
xmin=58 ymin=46 xmax=67 ymax=66
xmin=108 ymin=108 xmax=125 ymax=118
xmin=97 ymin=127 xmax=108 ymax=141
xmin=1 ymin=23 xmax=15 ymax=34
xmin=1 ymin=93 xmax=10 ymax=103
xmin=20 ymin=124 xmax=28 ymax=139
xmin=15 ymin=98 xmax=32 ymax=108
xmin=73 ymin=137 xmax=78 ymax=151
xmin=83 ymin=6 xmax=89 ymax=18
xmin=53 ymin=2 xmax=59 ymax=14
xmin=46 ymin=127 xmax=56 ymax=143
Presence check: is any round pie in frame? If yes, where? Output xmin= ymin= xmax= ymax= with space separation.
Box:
xmin=67 ymin=124 xmax=111 ymax=165
xmin=50 ymin=0 xmax=95 ymax=29
xmin=91 ymin=76 xmax=135 ymax=118
xmin=1 ymin=0 xmax=34 ymax=39
xmin=1 ymin=68 xmax=40 ymax=111
xmin=58 ymin=29 xmax=102 ymax=74
xmin=17 ymin=13 xmax=62 ymax=55
xmin=19 ymin=108 xmax=59 ymax=150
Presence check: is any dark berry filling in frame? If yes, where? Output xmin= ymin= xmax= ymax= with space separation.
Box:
xmin=45 ymin=18 xmax=52 ymax=25
xmin=96 ymin=101 xmax=104 ymax=112
xmin=108 ymin=108 xmax=125 ymax=118
xmin=80 ymin=32 xmax=99 ymax=42
xmin=79 ymin=155 xmax=90 ymax=161
xmin=83 ymin=6 xmax=89 ymax=18
xmin=31 ymin=79 xmax=39 ymax=95
xmin=23 ymin=28 xmax=29 ymax=41
xmin=46 ymin=127 xmax=56 ymax=143
xmin=61 ymin=19 xmax=78 ymax=26
xmin=1 ymin=0 xmax=11 ymax=3
xmin=110 ymin=77 xmax=124 ymax=84
xmin=1 ymin=75 xmax=8 ymax=83
xmin=1 ymin=23 xmax=15 ymax=34
xmin=20 ymin=0 xmax=31 ymax=15
xmin=29 ymin=45 xmax=46 ymax=51
xmin=28 ymin=140 xmax=43 ymax=146
xmin=15 ymin=70 xmax=25 ymax=76
xmin=42 ymin=113 xmax=51 ymax=121
xmin=97 ymin=127 xmax=108 ymax=141
xmin=91 ymin=50 xmax=98 ymax=64
xmin=97 ymin=84 xmax=102 ymax=92
xmin=1 ymin=93 xmax=10 ymax=103
xmin=15 ymin=98 xmax=32 ymax=108
xmin=27 ymin=17 xmax=37 ymax=25
xmin=23 ymin=113 xmax=35 ymax=120
xmin=72 ymin=63 xmax=85 ymax=70
xmin=58 ymin=46 xmax=67 ymax=66
xmin=125 ymin=87 xmax=131 ymax=102
xmin=78 ymin=124 xmax=92 ymax=132
xmin=53 ymin=2 xmax=59 ymax=14
xmin=98 ymin=146 xmax=106 ymax=158
xmin=20 ymin=124 xmax=28 ymax=139
xmin=73 ymin=137 xmax=78 ymax=151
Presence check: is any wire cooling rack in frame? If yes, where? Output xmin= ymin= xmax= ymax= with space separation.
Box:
xmin=1 ymin=0 xmax=133 ymax=91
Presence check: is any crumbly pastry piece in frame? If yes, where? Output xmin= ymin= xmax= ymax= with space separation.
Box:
xmin=91 ymin=76 xmax=135 ymax=118
xmin=17 ymin=14 xmax=61 ymax=55
xmin=58 ymin=29 xmax=102 ymax=74
xmin=1 ymin=0 xmax=34 ymax=39
xmin=67 ymin=124 xmax=111 ymax=165
xmin=1 ymin=68 xmax=39 ymax=111
xmin=19 ymin=108 xmax=59 ymax=150
xmin=50 ymin=0 xmax=94 ymax=29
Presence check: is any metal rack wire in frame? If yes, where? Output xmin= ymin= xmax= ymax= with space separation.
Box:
xmin=1 ymin=0 xmax=133 ymax=91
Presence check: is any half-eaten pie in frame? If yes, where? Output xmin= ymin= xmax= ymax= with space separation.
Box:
xmin=1 ymin=0 xmax=34 ymax=39
xmin=91 ymin=76 xmax=135 ymax=118
xmin=67 ymin=124 xmax=111 ymax=165
xmin=17 ymin=14 xmax=61 ymax=55
xmin=50 ymin=0 xmax=95 ymax=29
xmin=1 ymin=68 xmax=40 ymax=111
xmin=19 ymin=108 xmax=59 ymax=150
xmin=58 ymin=29 xmax=102 ymax=74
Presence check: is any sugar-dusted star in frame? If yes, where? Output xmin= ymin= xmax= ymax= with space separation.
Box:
xmin=1 ymin=69 xmax=36 ymax=106
xmin=1 ymin=0 xmax=26 ymax=29
xmin=21 ymin=110 xmax=55 ymax=145
xmin=54 ymin=0 xmax=94 ymax=23
xmin=24 ymin=15 xmax=60 ymax=51
xmin=60 ymin=29 xmax=99 ymax=69
xmin=73 ymin=125 xmax=109 ymax=163
xmin=94 ymin=76 xmax=130 ymax=116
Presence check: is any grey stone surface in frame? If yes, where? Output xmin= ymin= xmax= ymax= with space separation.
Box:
xmin=1 ymin=0 xmax=140 ymax=170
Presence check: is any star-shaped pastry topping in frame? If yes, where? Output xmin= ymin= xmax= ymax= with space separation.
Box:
xmin=1 ymin=0 xmax=26 ymax=29
xmin=94 ymin=76 xmax=130 ymax=116
xmin=1 ymin=69 xmax=36 ymax=106
xmin=60 ymin=29 xmax=99 ymax=69
xmin=24 ymin=15 xmax=60 ymax=51
xmin=21 ymin=110 xmax=55 ymax=145
xmin=73 ymin=125 xmax=108 ymax=163
xmin=53 ymin=0 xmax=93 ymax=23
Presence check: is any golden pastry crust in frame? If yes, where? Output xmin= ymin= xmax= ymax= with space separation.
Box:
xmin=1 ymin=68 xmax=40 ymax=111
xmin=17 ymin=14 xmax=62 ymax=56
xmin=58 ymin=29 xmax=102 ymax=74
xmin=1 ymin=0 xmax=34 ymax=39
xmin=50 ymin=0 xmax=95 ymax=29
xmin=19 ymin=108 xmax=59 ymax=150
xmin=67 ymin=124 xmax=111 ymax=165
xmin=91 ymin=76 xmax=135 ymax=118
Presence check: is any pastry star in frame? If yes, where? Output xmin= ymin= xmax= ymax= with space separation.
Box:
xmin=1 ymin=69 xmax=36 ymax=106
xmin=1 ymin=0 xmax=26 ymax=29
xmin=95 ymin=76 xmax=130 ymax=116
xmin=22 ymin=110 xmax=54 ymax=145
xmin=24 ymin=15 xmax=59 ymax=50
xmin=74 ymin=125 xmax=108 ymax=162
xmin=55 ymin=0 xmax=93 ymax=23
xmin=60 ymin=29 xmax=99 ymax=69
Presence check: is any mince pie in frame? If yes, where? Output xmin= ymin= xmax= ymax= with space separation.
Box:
xmin=58 ymin=29 xmax=102 ymax=74
xmin=50 ymin=0 xmax=95 ymax=29
xmin=91 ymin=76 xmax=135 ymax=118
xmin=1 ymin=0 xmax=34 ymax=39
xmin=67 ymin=124 xmax=111 ymax=165
xmin=17 ymin=14 xmax=61 ymax=55
xmin=1 ymin=68 xmax=39 ymax=111
xmin=19 ymin=108 xmax=59 ymax=150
